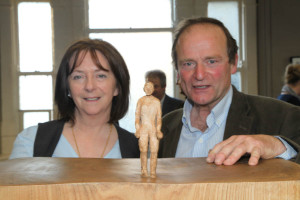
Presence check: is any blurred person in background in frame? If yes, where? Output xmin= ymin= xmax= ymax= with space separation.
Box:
xmin=277 ymin=63 xmax=300 ymax=106
xmin=145 ymin=69 xmax=184 ymax=116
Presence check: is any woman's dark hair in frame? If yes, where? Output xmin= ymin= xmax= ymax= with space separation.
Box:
xmin=172 ymin=17 xmax=238 ymax=70
xmin=55 ymin=39 xmax=130 ymax=124
xmin=284 ymin=64 xmax=300 ymax=85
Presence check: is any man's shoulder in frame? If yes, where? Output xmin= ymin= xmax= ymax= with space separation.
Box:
xmin=233 ymin=89 xmax=300 ymax=112
xmin=162 ymin=108 xmax=183 ymax=122
xmin=165 ymin=95 xmax=184 ymax=103
xmin=164 ymin=95 xmax=184 ymax=111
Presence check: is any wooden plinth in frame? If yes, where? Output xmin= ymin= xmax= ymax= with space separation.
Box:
xmin=0 ymin=157 xmax=299 ymax=200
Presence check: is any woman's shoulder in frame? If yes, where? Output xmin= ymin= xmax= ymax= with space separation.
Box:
xmin=277 ymin=94 xmax=300 ymax=106
xmin=9 ymin=125 xmax=39 ymax=159
xmin=115 ymin=124 xmax=135 ymax=138
xmin=17 ymin=125 xmax=39 ymax=140
xmin=114 ymin=123 xmax=140 ymax=158
xmin=37 ymin=119 xmax=65 ymax=128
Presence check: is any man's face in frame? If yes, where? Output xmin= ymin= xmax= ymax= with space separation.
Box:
xmin=176 ymin=24 xmax=237 ymax=109
xmin=146 ymin=77 xmax=165 ymax=100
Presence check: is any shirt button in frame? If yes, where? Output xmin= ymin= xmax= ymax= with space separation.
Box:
xmin=198 ymin=138 xmax=203 ymax=143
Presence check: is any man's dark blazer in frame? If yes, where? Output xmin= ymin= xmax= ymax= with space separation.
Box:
xmin=158 ymin=86 xmax=300 ymax=164
xmin=162 ymin=95 xmax=184 ymax=116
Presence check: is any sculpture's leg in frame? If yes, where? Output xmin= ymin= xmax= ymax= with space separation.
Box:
xmin=149 ymin=134 xmax=159 ymax=178
xmin=139 ymin=133 xmax=149 ymax=177
xmin=150 ymin=152 xmax=157 ymax=178
xmin=140 ymin=152 xmax=148 ymax=177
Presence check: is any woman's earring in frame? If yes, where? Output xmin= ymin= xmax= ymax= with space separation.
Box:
xmin=68 ymin=93 xmax=71 ymax=98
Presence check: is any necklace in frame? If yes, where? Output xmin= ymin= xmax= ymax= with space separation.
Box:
xmin=71 ymin=124 xmax=113 ymax=158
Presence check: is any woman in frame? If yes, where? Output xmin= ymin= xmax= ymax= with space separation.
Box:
xmin=277 ymin=64 xmax=300 ymax=106
xmin=10 ymin=39 xmax=139 ymax=158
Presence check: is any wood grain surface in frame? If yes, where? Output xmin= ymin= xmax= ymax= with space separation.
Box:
xmin=0 ymin=157 xmax=299 ymax=200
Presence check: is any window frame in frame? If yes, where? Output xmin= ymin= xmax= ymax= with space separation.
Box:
xmin=85 ymin=0 xmax=177 ymax=132
xmin=15 ymin=0 xmax=55 ymax=129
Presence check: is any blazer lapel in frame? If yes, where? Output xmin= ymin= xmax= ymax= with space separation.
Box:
xmin=162 ymin=95 xmax=174 ymax=116
xmin=224 ymin=87 xmax=255 ymax=139
xmin=162 ymin=110 xmax=183 ymax=157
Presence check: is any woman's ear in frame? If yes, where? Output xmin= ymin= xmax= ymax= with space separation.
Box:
xmin=113 ymin=86 xmax=119 ymax=96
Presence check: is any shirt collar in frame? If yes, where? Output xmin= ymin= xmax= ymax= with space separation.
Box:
xmin=211 ymin=86 xmax=233 ymax=127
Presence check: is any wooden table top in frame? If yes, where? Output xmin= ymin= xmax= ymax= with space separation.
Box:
xmin=0 ymin=157 xmax=299 ymax=186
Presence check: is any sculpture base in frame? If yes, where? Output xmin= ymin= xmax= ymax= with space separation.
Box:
xmin=0 ymin=157 xmax=299 ymax=199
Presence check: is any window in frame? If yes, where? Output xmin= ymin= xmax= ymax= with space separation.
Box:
xmin=1 ymin=0 xmax=257 ymax=156
xmin=17 ymin=2 xmax=54 ymax=129
xmin=13 ymin=1 xmax=246 ymax=131
xmin=208 ymin=0 xmax=243 ymax=91
xmin=88 ymin=0 xmax=174 ymax=132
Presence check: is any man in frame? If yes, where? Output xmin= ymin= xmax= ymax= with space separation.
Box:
xmin=135 ymin=82 xmax=163 ymax=178
xmin=158 ymin=17 xmax=300 ymax=165
xmin=145 ymin=70 xmax=184 ymax=116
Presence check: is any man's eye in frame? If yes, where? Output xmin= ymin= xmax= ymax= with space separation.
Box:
xmin=182 ymin=61 xmax=196 ymax=68
xmin=184 ymin=62 xmax=192 ymax=66
xmin=207 ymin=59 xmax=218 ymax=65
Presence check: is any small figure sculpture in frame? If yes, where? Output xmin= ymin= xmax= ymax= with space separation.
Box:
xmin=135 ymin=82 xmax=163 ymax=178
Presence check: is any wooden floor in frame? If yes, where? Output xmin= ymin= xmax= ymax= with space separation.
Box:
xmin=0 ymin=157 xmax=299 ymax=199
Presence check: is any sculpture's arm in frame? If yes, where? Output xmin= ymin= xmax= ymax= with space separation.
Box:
xmin=156 ymin=101 xmax=163 ymax=139
xmin=135 ymin=98 xmax=142 ymax=138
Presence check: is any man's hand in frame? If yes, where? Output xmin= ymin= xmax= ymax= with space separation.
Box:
xmin=206 ymin=135 xmax=287 ymax=166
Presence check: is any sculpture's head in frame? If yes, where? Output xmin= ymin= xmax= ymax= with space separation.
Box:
xmin=144 ymin=82 xmax=154 ymax=96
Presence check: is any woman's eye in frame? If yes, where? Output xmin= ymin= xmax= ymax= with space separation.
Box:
xmin=97 ymin=74 xmax=107 ymax=79
xmin=73 ymin=75 xmax=82 ymax=80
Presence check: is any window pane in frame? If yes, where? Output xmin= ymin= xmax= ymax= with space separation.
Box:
xmin=231 ymin=72 xmax=241 ymax=91
xmin=90 ymin=32 xmax=173 ymax=132
xmin=89 ymin=0 xmax=172 ymax=28
xmin=23 ymin=112 xmax=49 ymax=129
xmin=208 ymin=1 xmax=239 ymax=48
xmin=208 ymin=1 xmax=241 ymax=91
xmin=19 ymin=75 xmax=53 ymax=110
xmin=18 ymin=2 xmax=52 ymax=72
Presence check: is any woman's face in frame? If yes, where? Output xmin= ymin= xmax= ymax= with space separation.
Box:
xmin=294 ymin=80 xmax=300 ymax=95
xmin=68 ymin=51 xmax=118 ymax=119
